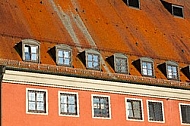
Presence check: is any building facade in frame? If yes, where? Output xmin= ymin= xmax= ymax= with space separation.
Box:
xmin=0 ymin=0 xmax=190 ymax=126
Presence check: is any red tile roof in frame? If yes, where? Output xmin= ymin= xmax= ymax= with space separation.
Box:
xmin=0 ymin=0 xmax=189 ymax=86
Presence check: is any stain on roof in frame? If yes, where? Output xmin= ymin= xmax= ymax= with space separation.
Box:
xmin=0 ymin=0 xmax=189 ymax=86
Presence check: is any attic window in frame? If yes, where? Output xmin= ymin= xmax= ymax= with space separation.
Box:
xmin=55 ymin=44 xmax=72 ymax=66
xmin=21 ymin=39 xmax=40 ymax=62
xmin=166 ymin=61 xmax=179 ymax=80
xmin=123 ymin=0 xmax=140 ymax=9
xmin=172 ymin=5 xmax=184 ymax=18
xmin=107 ymin=53 xmax=128 ymax=74
xmin=79 ymin=49 xmax=101 ymax=70
xmin=140 ymin=57 xmax=154 ymax=77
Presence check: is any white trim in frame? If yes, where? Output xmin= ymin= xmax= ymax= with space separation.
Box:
xmin=3 ymin=70 xmax=190 ymax=101
xmin=147 ymin=100 xmax=165 ymax=123
xmin=179 ymin=103 xmax=190 ymax=125
xmin=58 ymin=91 xmax=79 ymax=117
xmin=125 ymin=98 xmax=144 ymax=122
xmin=26 ymin=88 xmax=48 ymax=115
xmin=91 ymin=94 xmax=111 ymax=119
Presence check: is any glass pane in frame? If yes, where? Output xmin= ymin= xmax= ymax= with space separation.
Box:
xmin=88 ymin=62 xmax=93 ymax=68
xmin=68 ymin=95 xmax=75 ymax=104
xmin=127 ymin=102 xmax=133 ymax=117
xmin=58 ymin=50 xmax=63 ymax=57
xmin=172 ymin=67 xmax=177 ymax=72
xmin=60 ymin=95 xmax=67 ymax=104
xmin=93 ymin=62 xmax=99 ymax=68
xmin=147 ymin=63 xmax=152 ymax=69
xmin=58 ymin=58 xmax=64 ymax=64
xmin=93 ymin=97 xmax=99 ymax=104
xmin=64 ymin=51 xmax=70 ymax=58
xmin=68 ymin=105 xmax=76 ymax=113
xmin=31 ymin=46 xmax=37 ymax=53
xmin=88 ymin=54 xmax=92 ymax=61
xmin=148 ymin=70 xmax=153 ymax=76
xmin=154 ymin=103 xmax=163 ymax=121
xmin=31 ymin=54 xmax=37 ymax=61
xmin=25 ymin=52 xmax=30 ymax=60
xmin=93 ymin=55 xmax=98 ymax=62
xmin=24 ymin=46 xmax=29 ymax=52
xmin=37 ymin=92 xmax=44 ymax=102
xmin=37 ymin=102 xmax=44 ymax=111
xmin=149 ymin=103 xmax=154 ymax=120
xmin=142 ymin=62 xmax=147 ymax=68
xmin=28 ymin=92 xmax=35 ymax=101
xmin=61 ymin=104 xmax=67 ymax=113
xmin=64 ymin=59 xmax=70 ymax=65
xmin=143 ymin=69 xmax=147 ymax=75
xmin=28 ymin=102 xmax=35 ymax=110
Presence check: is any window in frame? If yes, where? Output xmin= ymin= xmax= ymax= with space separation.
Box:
xmin=172 ymin=5 xmax=184 ymax=18
xmin=180 ymin=104 xmax=190 ymax=124
xmin=59 ymin=92 xmax=79 ymax=116
xmin=126 ymin=98 xmax=143 ymax=121
xmin=142 ymin=61 xmax=153 ymax=76
xmin=147 ymin=101 xmax=164 ymax=122
xmin=123 ymin=0 xmax=140 ymax=9
xmin=26 ymin=88 xmax=48 ymax=114
xmin=115 ymin=54 xmax=128 ymax=73
xmin=166 ymin=61 xmax=178 ymax=80
xmin=92 ymin=95 xmax=111 ymax=118
xmin=21 ymin=39 xmax=40 ymax=62
xmin=140 ymin=57 xmax=154 ymax=77
xmin=55 ymin=44 xmax=72 ymax=66
xmin=87 ymin=53 xmax=100 ymax=70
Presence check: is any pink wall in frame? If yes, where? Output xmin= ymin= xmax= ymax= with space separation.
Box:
xmin=2 ymin=82 xmax=189 ymax=126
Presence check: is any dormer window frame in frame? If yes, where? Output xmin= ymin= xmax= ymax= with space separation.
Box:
xmin=85 ymin=50 xmax=101 ymax=71
xmin=55 ymin=44 xmax=72 ymax=67
xmin=114 ymin=53 xmax=129 ymax=74
xmin=172 ymin=4 xmax=184 ymax=18
xmin=140 ymin=57 xmax=154 ymax=77
xmin=21 ymin=39 xmax=40 ymax=63
xmin=166 ymin=61 xmax=179 ymax=80
xmin=123 ymin=0 xmax=140 ymax=9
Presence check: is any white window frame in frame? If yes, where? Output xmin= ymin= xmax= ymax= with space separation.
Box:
xmin=114 ymin=53 xmax=128 ymax=74
xmin=147 ymin=100 xmax=165 ymax=123
xmin=86 ymin=50 xmax=101 ymax=70
xmin=26 ymin=88 xmax=48 ymax=115
xmin=22 ymin=39 xmax=40 ymax=63
xmin=55 ymin=44 xmax=72 ymax=66
xmin=172 ymin=4 xmax=184 ymax=18
xmin=125 ymin=98 xmax=144 ymax=121
xmin=140 ymin=57 xmax=154 ymax=77
xmin=179 ymin=103 xmax=190 ymax=125
xmin=91 ymin=94 xmax=111 ymax=119
xmin=58 ymin=91 xmax=79 ymax=117
xmin=166 ymin=61 xmax=179 ymax=80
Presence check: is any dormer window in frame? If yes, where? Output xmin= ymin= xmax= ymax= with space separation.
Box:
xmin=141 ymin=58 xmax=154 ymax=77
xmin=79 ymin=49 xmax=100 ymax=70
xmin=161 ymin=1 xmax=184 ymax=18
xmin=21 ymin=39 xmax=40 ymax=62
xmin=123 ymin=0 xmax=140 ymax=9
xmin=107 ymin=53 xmax=128 ymax=74
xmin=172 ymin=5 xmax=184 ymax=18
xmin=166 ymin=61 xmax=179 ymax=80
xmin=55 ymin=44 xmax=72 ymax=66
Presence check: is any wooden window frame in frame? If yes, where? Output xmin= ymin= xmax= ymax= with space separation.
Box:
xmin=179 ymin=103 xmax=190 ymax=124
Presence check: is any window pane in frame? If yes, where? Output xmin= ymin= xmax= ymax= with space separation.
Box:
xmin=142 ymin=62 xmax=147 ymax=68
xmin=69 ymin=105 xmax=76 ymax=113
xmin=37 ymin=102 xmax=44 ymax=111
xmin=58 ymin=50 xmax=63 ymax=57
xmin=31 ymin=46 xmax=37 ymax=53
xmin=64 ymin=59 xmax=70 ymax=65
xmin=28 ymin=92 xmax=35 ymax=101
xmin=148 ymin=70 xmax=153 ymax=76
xmin=61 ymin=104 xmax=67 ymax=113
xmin=60 ymin=95 xmax=67 ymax=104
xmin=181 ymin=105 xmax=190 ymax=123
xmin=68 ymin=96 xmax=75 ymax=104
xmin=29 ymin=102 xmax=36 ymax=110
xmin=58 ymin=58 xmax=64 ymax=64
xmin=31 ymin=54 xmax=37 ymax=61
xmin=88 ymin=54 xmax=92 ymax=61
xmin=143 ymin=69 xmax=147 ymax=75
xmin=148 ymin=102 xmax=163 ymax=121
xmin=88 ymin=62 xmax=93 ymax=68
xmin=93 ymin=55 xmax=98 ymax=62
xmin=37 ymin=92 xmax=44 ymax=102
xmin=64 ymin=51 xmax=70 ymax=58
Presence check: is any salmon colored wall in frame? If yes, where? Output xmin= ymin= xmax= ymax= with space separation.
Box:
xmin=2 ymin=82 xmax=189 ymax=126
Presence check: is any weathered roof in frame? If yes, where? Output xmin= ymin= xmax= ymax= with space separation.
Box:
xmin=0 ymin=0 xmax=189 ymax=87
